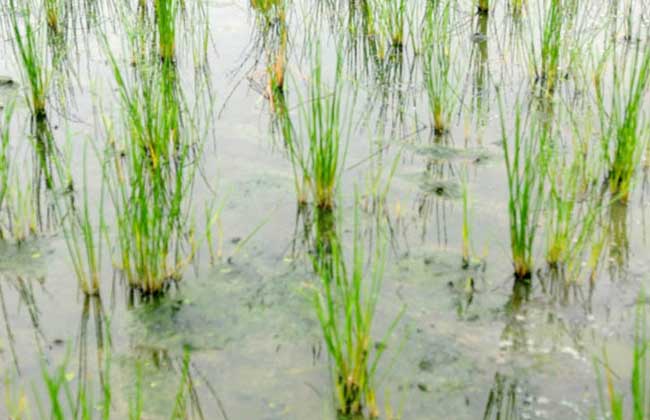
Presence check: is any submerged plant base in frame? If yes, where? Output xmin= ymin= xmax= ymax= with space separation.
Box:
xmin=609 ymin=175 xmax=631 ymax=204
xmin=462 ymin=255 xmax=470 ymax=269
xmin=433 ymin=112 xmax=448 ymax=137
xmin=159 ymin=52 xmax=176 ymax=66
xmin=33 ymin=105 xmax=47 ymax=122
xmin=126 ymin=274 xmax=181 ymax=302
xmin=316 ymin=198 xmax=336 ymax=211
xmin=513 ymin=260 xmax=532 ymax=281
xmin=433 ymin=126 xmax=448 ymax=138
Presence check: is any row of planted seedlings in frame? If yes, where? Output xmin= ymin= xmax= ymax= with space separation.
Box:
xmin=2 ymin=0 xmax=221 ymax=417
xmin=251 ymin=0 xmax=592 ymax=145
xmin=400 ymin=0 xmax=646 ymax=284
xmin=316 ymin=0 xmax=580 ymax=134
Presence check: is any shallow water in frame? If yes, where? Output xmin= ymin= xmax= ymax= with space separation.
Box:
xmin=1 ymin=0 xmax=650 ymax=419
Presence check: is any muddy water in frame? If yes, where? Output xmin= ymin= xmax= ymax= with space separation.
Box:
xmin=1 ymin=1 xmax=649 ymax=419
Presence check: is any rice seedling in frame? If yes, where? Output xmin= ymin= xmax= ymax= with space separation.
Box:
xmin=43 ymin=0 xmax=75 ymax=75
xmin=460 ymin=170 xmax=473 ymax=268
xmin=280 ymin=50 xmax=350 ymax=210
xmin=267 ymin=27 xmax=287 ymax=104
xmin=3 ymin=0 xmax=61 ymax=195
xmin=250 ymin=0 xmax=288 ymax=38
xmin=155 ymin=0 xmax=178 ymax=64
xmin=422 ymin=0 xmax=455 ymax=136
xmin=2 ymin=169 xmax=40 ymax=243
xmin=595 ymin=25 xmax=650 ymax=203
xmin=59 ymin=144 xmax=105 ymax=296
xmin=544 ymin=109 xmax=604 ymax=276
xmin=312 ymin=201 xmax=401 ymax=418
xmin=374 ymin=0 xmax=406 ymax=51
xmin=499 ymin=100 xmax=548 ymax=281
xmin=342 ymin=0 xmax=380 ymax=76
xmin=299 ymin=57 xmax=346 ymax=210
xmin=595 ymin=293 xmax=648 ymax=420
xmin=102 ymin=43 xmax=198 ymax=295
xmin=133 ymin=0 xmax=208 ymax=70
xmin=528 ymin=0 xmax=564 ymax=95
xmin=204 ymin=199 xmax=224 ymax=265
xmin=252 ymin=0 xmax=288 ymax=107
xmin=7 ymin=0 xmax=50 ymax=120
xmin=0 ymin=110 xmax=58 ymax=242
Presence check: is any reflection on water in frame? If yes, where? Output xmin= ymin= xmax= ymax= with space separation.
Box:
xmin=500 ymin=280 xmax=531 ymax=353
xmin=482 ymin=372 xmax=520 ymax=420
xmin=76 ymin=295 xmax=109 ymax=409
xmin=607 ymin=200 xmax=629 ymax=281
xmin=415 ymin=132 xmax=458 ymax=248
xmin=0 ymin=273 xmax=46 ymax=374
xmin=538 ymin=266 xmax=595 ymax=313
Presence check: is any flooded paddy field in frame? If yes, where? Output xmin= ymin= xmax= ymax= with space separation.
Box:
xmin=1 ymin=0 xmax=650 ymax=419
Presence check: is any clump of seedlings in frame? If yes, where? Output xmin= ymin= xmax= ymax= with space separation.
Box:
xmin=135 ymin=0 xmax=209 ymax=69
xmin=279 ymin=50 xmax=350 ymax=210
xmin=422 ymin=0 xmax=455 ymax=136
xmin=544 ymin=110 xmax=604 ymax=278
xmin=312 ymin=203 xmax=400 ymax=418
xmin=529 ymin=0 xmax=564 ymax=95
xmin=102 ymin=41 xmax=199 ymax=295
xmin=0 ymin=104 xmax=56 ymax=243
xmin=595 ymin=24 xmax=650 ymax=203
xmin=250 ymin=0 xmax=288 ymax=105
xmin=374 ymin=0 xmax=406 ymax=51
xmin=155 ymin=0 xmax=178 ymax=64
xmin=59 ymin=144 xmax=105 ymax=296
xmin=8 ymin=0 xmax=50 ymax=120
xmin=499 ymin=101 xmax=548 ymax=281
xmin=2 ymin=168 xmax=41 ymax=243
xmin=342 ymin=0 xmax=380 ymax=74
